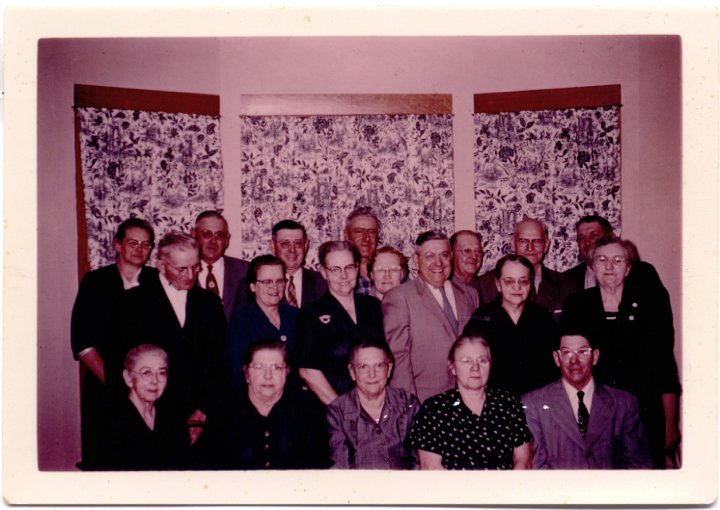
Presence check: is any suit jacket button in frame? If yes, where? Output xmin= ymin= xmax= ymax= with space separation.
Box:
xmin=586 ymin=452 xmax=592 ymax=458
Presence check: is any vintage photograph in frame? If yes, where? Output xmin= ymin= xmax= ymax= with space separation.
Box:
xmin=4 ymin=4 xmax=717 ymax=506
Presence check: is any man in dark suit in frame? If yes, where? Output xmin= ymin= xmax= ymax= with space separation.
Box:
xmin=111 ymin=232 xmax=227 ymax=447
xmin=563 ymin=214 xmax=667 ymax=294
xmin=477 ymin=217 xmax=576 ymax=319
xmin=383 ymin=231 xmax=479 ymax=402
xmin=270 ymin=219 xmax=327 ymax=308
xmin=192 ymin=210 xmax=248 ymax=319
xmin=71 ymin=217 xmax=157 ymax=469
xmin=522 ymin=332 xmax=652 ymax=469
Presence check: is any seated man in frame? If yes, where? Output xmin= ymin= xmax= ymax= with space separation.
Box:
xmin=522 ymin=331 xmax=651 ymax=469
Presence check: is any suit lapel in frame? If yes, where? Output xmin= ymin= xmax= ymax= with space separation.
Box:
xmin=585 ymin=384 xmax=613 ymax=450
xmin=546 ymin=381 xmax=586 ymax=450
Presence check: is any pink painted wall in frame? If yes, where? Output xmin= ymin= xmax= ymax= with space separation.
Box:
xmin=37 ymin=36 xmax=681 ymax=470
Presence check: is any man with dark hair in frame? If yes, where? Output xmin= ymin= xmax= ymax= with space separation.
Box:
xmin=522 ymin=331 xmax=652 ymax=469
xmin=111 ymin=232 xmax=227 ymax=449
xmin=344 ymin=206 xmax=381 ymax=295
xmin=382 ymin=230 xmax=479 ymax=401
xmin=563 ymin=214 xmax=669 ymax=297
xmin=191 ymin=210 xmax=248 ymax=319
xmin=71 ymin=217 xmax=157 ymax=469
xmin=476 ymin=217 xmax=576 ymax=320
xmin=269 ymin=219 xmax=327 ymax=308
xmin=563 ymin=215 xmax=614 ymax=290
xmin=449 ymin=230 xmax=484 ymax=295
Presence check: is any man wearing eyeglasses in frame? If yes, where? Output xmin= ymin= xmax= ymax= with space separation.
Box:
xmin=269 ymin=219 xmax=327 ymax=308
xmin=449 ymin=230 xmax=484 ymax=295
xmin=344 ymin=206 xmax=381 ymax=296
xmin=521 ymin=331 xmax=651 ymax=469
xmin=382 ymin=230 xmax=479 ymax=402
xmin=71 ymin=217 xmax=157 ymax=469
xmin=111 ymin=232 xmax=227 ymax=453
xmin=477 ymin=218 xmax=576 ymax=320
xmin=192 ymin=210 xmax=248 ymax=319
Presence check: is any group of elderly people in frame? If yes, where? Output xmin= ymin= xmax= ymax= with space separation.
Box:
xmin=71 ymin=207 xmax=680 ymax=471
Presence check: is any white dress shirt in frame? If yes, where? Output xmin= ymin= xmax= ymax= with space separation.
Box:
xmin=424 ymin=279 xmax=458 ymax=319
xmin=159 ymin=271 xmax=188 ymax=327
xmin=561 ymin=377 xmax=596 ymax=419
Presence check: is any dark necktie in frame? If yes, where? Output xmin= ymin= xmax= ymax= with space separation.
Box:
xmin=439 ymin=286 xmax=458 ymax=335
xmin=577 ymin=390 xmax=589 ymax=440
xmin=206 ymin=264 xmax=220 ymax=296
xmin=286 ymin=275 xmax=298 ymax=307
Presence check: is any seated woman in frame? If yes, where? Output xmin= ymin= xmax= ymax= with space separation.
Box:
xmin=226 ymin=255 xmax=299 ymax=390
xmin=562 ymin=235 xmax=681 ymax=469
xmin=99 ymin=344 xmax=191 ymax=470
xmin=297 ymin=240 xmax=385 ymax=405
xmin=200 ymin=338 xmax=330 ymax=470
xmin=368 ymin=246 xmax=408 ymax=301
xmin=463 ymin=254 xmax=559 ymax=396
xmin=409 ymin=333 xmax=532 ymax=470
xmin=327 ymin=337 xmax=420 ymax=469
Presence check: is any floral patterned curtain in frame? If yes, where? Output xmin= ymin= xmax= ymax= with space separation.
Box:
xmin=77 ymin=107 xmax=224 ymax=269
xmin=238 ymin=114 xmax=454 ymax=269
xmin=474 ymin=106 xmax=621 ymax=272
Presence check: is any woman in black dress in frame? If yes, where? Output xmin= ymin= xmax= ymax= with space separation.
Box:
xmin=562 ymin=235 xmax=681 ymax=468
xmin=296 ymin=240 xmax=385 ymax=405
xmin=409 ymin=332 xmax=532 ymax=470
xmin=200 ymin=338 xmax=330 ymax=469
xmin=463 ymin=254 xmax=559 ymax=397
xmin=99 ymin=344 xmax=191 ymax=470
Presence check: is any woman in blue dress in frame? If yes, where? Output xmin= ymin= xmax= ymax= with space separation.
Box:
xmin=225 ymin=255 xmax=299 ymax=390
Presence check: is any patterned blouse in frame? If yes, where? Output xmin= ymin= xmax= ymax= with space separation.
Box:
xmin=409 ymin=387 xmax=532 ymax=470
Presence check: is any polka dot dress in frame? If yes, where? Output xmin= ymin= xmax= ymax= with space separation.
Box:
xmin=409 ymin=388 xmax=531 ymax=470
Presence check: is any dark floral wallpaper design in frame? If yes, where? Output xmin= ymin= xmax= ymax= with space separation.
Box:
xmin=474 ymin=107 xmax=621 ymax=272
xmin=238 ymin=114 xmax=455 ymax=269
xmin=77 ymin=107 xmax=225 ymax=269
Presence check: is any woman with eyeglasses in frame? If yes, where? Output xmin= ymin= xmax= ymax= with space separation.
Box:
xmin=409 ymin=333 xmax=532 ymax=469
xmin=296 ymin=241 xmax=385 ymax=405
xmin=225 ymin=255 xmax=299 ymax=391
xmin=368 ymin=246 xmax=408 ymax=301
xmin=199 ymin=338 xmax=330 ymax=469
xmin=562 ymin=235 xmax=681 ymax=469
xmin=327 ymin=337 xmax=420 ymax=469
xmin=463 ymin=254 xmax=560 ymax=397
xmin=98 ymin=344 xmax=191 ymax=470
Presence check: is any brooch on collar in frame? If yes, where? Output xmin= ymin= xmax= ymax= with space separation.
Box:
xmin=319 ymin=315 xmax=332 ymax=324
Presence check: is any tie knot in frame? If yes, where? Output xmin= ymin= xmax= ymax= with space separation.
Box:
xmin=577 ymin=390 xmax=585 ymax=402
xmin=207 ymin=264 xmax=213 ymax=272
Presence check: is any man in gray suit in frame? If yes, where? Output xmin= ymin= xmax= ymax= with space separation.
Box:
xmin=477 ymin=217 xmax=575 ymax=320
xmin=192 ymin=210 xmax=248 ymax=319
xmin=522 ymin=332 xmax=651 ymax=469
xmin=382 ymin=230 xmax=479 ymax=402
